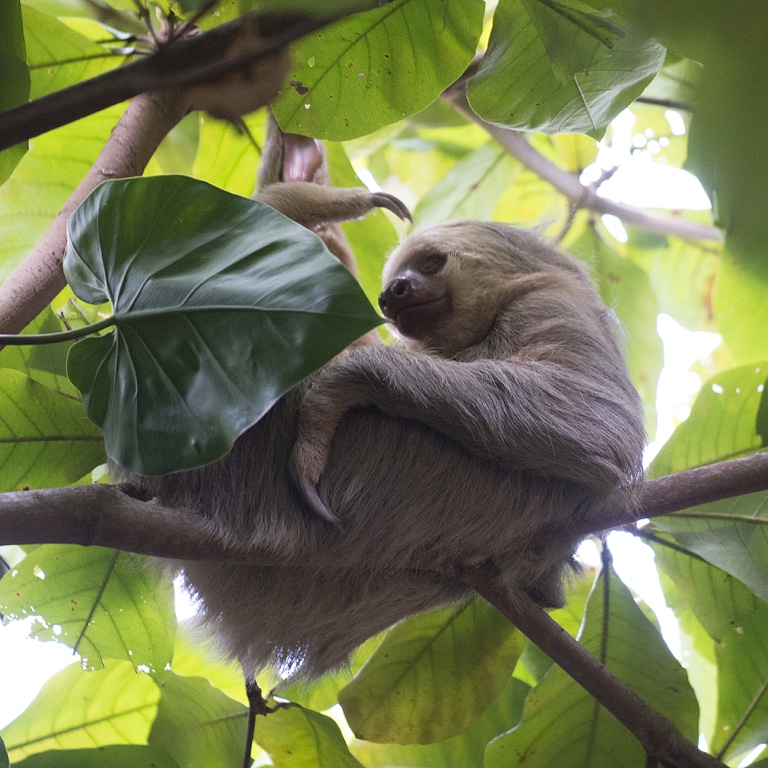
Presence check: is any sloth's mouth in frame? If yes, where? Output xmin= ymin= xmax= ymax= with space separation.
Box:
xmin=394 ymin=296 xmax=451 ymax=339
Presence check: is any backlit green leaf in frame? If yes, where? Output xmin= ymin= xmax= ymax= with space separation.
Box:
xmin=149 ymin=673 xmax=247 ymax=768
xmin=15 ymin=745 xmax=178 ymax=768
xmin=351 ymin=678 xmax=529 ymax=768
xmin=339 ymin=600 xmax=525 ymax=744
xmin=414 ymin=141 xmax=520 ymax=225
xmin=651 ymin=492 xmax=768 ymax=604
xmin=272 ymin=0 xmax=484 ymax=140
xmin=652 ymin=534 xmax=763 ymax=642
xmin=651 ymin=364 xmax=767 ymax=476
xmin=1 ymin=661 xmax=159 ymax=763
xmin=486 ymin=571 xmax=698 ymax=768
xmin=711 ymin=602 xmax=768 ymax=759
xmin=468 ymin=0 xmax=665 ymax=135
xmin=0 ymin=0 xmax=29 ymax=184
xmin=0 ymin=7 xmax=124 ymax=281
xmin=256 ymin=704 xmax=364 ymax=768
xmin=0 ymin=368 xmax=104 ymax=491
xmin=0 ymin=546 xmax=175 ymax=672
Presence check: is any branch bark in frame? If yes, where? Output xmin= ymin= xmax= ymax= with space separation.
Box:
xmin=570 ymin=450 xmax=768 ymax=539
xmin=444 ymin=87 xmax=723 ymax=244
xmin=1 ymin=453 xmax=766 ymax=563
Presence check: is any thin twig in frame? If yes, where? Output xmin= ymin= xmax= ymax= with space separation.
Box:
xmin=443 ymin=87 xmax=723 ymax=243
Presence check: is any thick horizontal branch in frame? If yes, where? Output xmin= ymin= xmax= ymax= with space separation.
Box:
xmin=570 ymin=450 xmax=768 ymax=538
xmin=641 ymin=451 xmax=768 ymax=515
xmin=0 ymin=485 xmax=283 ymax=565
xmin=1 ymin=454 xmax=759 ymax=768
xmin=0 ymin=12 xmax=343 ymax=151
xmin=466 ymin=567 xmax=726 ymax=768
xmin=444 ymin=88 xmax=723 ymax=244
xmin=1 ymin=453 xmax=766 ymax=563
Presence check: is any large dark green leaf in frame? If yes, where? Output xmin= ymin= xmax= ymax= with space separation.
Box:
xmin=63 ymin=176 xmax=383 ymax=475
xmin=272 ymin=0 xmax=484 ymax=140
xmin=468 ymin=0 xmax=665 ymax=135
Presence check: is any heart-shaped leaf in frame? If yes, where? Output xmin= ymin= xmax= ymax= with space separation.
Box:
xmin=64 ymin=176 xmax=383 ymax=475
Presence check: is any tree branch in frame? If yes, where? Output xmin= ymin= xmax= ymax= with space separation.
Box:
xmin=464 ymin=566 xmax=726 ymax=768
xmin=0 ymin=12 xmax=345 ymax=152
xmin=443 ymin=87 xmax=723 ymax=244
xmin=1 ymin=453 xmax=766 ymax=563
xmin=0 ymin=485 xmax=287 ymax=565
xmin=568 ymin=451 xmax=768 ymax=539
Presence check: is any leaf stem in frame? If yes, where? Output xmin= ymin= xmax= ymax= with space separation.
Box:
xmin=0 ymin=316 xmax=116 ymax=345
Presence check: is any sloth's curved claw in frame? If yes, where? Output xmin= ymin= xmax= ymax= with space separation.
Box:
xmin=370 ymin=193 xmax=412 ymax=222
xmin=300 ymin=480 xmax=344 ymax=530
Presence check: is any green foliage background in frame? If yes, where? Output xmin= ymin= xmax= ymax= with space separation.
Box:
xmin=1 ymin=0 xmax=768 ymax=766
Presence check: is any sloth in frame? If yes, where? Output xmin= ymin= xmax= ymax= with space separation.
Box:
xmin=115 ymin=181 xmax=644 ymax=678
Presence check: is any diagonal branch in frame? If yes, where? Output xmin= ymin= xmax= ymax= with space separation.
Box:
xmin=465 ymin=565 xmax=727 ymax=768
xmin=444 ymin=86 xmax=723 ymax=244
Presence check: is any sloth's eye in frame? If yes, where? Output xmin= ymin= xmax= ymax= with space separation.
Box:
xmin=419 ymin=253 xmax=447 ymax=275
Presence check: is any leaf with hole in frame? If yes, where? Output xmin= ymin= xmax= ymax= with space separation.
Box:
xmin=272 ymin=0 xmax=484 ymax=140
xmin=0 ymin=546 xmax=175 ymax=672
